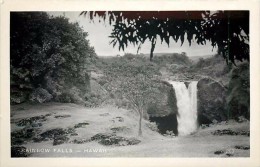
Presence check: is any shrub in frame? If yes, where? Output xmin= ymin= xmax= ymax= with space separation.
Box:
xmin=56 ymin=87 xmax=84 ymax=104
xmin=29 ymin=88 xmax=53 ymax=103
xmin=146 ymin=121 xmax=159 ymax=132
xmin=11 ymin=91 xmax=28 ymax=104
xmin=83 ymin=92 xmax=105 ymax=107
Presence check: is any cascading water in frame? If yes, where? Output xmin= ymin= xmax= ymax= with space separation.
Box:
xmin=169 ymin=81 xmax=198 ymax=136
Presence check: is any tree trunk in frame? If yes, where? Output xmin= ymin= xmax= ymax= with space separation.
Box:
xmin=138 ymin=110 xmax=143 ymax=136
xmin=150 ymin=37 xmax=156 ymax=61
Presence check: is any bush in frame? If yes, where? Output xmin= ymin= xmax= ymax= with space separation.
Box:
xmin=29 ymin=88 xmax=53 ymax=103
xmin=98 ymin=77 xmax=108 ymax=86
xmin=114 ymin=98 xmax=129 ymax=109
xmin=146 ymin=121 xmax=159 ymax=132
xmin=11 ymin=91 xmax=28 ymax=104
xmin=56 ymin=92 xmax=73 ymax=103
xmin=56 ymin=87 xmax=84 ymax=104
xmin=85 ymin=92 xmax=107 ymax=107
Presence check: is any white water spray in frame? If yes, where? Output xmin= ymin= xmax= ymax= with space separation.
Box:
xmin=169 ymin=81 xmax=198 ymax=136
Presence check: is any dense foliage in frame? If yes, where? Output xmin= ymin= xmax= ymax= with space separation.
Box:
xmin=227 ymin=63 xmax=250 ymax=119
xmin=81 ymin=11 xmax=249 ymax=63
xmin=11 ymin=12 xmax=97 ymax=104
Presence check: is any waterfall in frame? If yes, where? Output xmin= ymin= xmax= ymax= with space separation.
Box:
xmin=169 ymin=81 xmax=198 ymax=136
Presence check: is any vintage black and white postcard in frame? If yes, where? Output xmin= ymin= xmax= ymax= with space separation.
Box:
xmin=1 ymin=0 xmax=260 ymax=167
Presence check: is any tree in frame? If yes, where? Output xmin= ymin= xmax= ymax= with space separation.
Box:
xmin=80 ymin=11 xmax=249 ymax=63
xmin=103 ymin=54 xmax=162 ymax=136
xmin=10 ymin=12 xmax=97 ymax=103
xmin=116 ymin=74 xmax=161 ymax=136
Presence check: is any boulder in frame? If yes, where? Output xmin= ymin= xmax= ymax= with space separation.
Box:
xmin=53 ymin=135 xmax=69 ymax=146
xmin=16 ymin=115 xmax=47 ymax=126
xmin=40 ymin=128 xmax=67 ymax=139
xmin=99 ymin=136 xmax=126 ymax=146
xmin=91 ymin=133 xmax=141 ymax=146
xmin=54 ymin=115 xmax=71 ymax=119
xmin=234 ymin=145 xmax=250 ymax=150
xmin=70 ymin=133 xmax=78 ymax=136
xmin=110 ymin=126 xmax=130 ymax=133
xmin=212 ymin=129 xmax=250 ymax=136
xmin=127 ymin=138 xmax=141 ymax=145
xmin=91 ymin=133 xmax=115 ymax=141
xmin=72 ymin=138 xmax=91 ymax=144
xmin=98 ymin=136 xmax=141 ymax=146
xmin=214 ymin=150 xmax=224 ymax=155
xmin=197 ymin=78 xmax=228 ymax=124
xmin=74 ymin=122 xmax=89 ymax=128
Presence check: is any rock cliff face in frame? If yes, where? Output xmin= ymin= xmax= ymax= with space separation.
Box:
xmin=147 ymin=81 xmax=178 ymax=117
xmin=197 ymin=78 xmax=228 ymax=125
xmin=147 ymin=81 xmax=178 ymax=134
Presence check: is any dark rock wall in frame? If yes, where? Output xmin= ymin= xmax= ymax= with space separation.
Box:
xmin=147 ymin=81 xmax=178 ymax=117
xmin=197 ymin=78 xmax=228 ymax=124
xmin=147 ymin=81 xmax=178 ymax=134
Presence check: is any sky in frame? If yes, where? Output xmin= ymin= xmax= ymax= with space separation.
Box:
xmin=48 ymin=12 xmax=217 ymax=57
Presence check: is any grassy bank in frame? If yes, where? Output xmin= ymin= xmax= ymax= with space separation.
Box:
xmin=11 ymin=103 xmax=249 ymax=157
